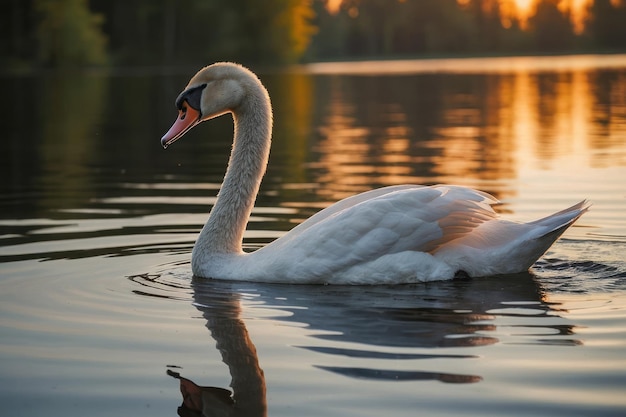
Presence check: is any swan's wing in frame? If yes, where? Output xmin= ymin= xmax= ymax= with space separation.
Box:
xmin=288 ymin=184 xmax=424 ymax=235
xmin=259 ymin=185 xmax=498 ymax=261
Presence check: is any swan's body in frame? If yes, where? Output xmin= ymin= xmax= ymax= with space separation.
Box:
xmin=162 ymin=62 xmax=589 ymax=284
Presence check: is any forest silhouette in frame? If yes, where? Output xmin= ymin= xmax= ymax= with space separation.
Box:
xmin=2 ymin=0 xmax=626 ymax=69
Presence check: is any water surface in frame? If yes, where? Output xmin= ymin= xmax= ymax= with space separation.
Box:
xmin=2 ymin=55 xmax=626 ymax=416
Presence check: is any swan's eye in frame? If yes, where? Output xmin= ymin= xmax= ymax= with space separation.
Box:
xmin=185 ymin=84 xmax=206 ymax=111
xmin=174 ymin=83 xmax=206 ymax=113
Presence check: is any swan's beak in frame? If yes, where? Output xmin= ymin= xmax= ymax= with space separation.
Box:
xmin=161 ymin=102 xmax=202 ymax=148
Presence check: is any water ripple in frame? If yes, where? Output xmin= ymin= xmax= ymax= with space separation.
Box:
xmin=127 ymin=262 xmax=194 ymax=302
xmin=315 ymin=365 xmax=482 ymax=383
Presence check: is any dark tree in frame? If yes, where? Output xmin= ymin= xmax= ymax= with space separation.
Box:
xmin=587 ymin=0 xmax=626 ymax=50
xmin=528 ymin=0 xmax=576 ymax=52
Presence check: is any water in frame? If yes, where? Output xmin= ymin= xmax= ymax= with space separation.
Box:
xmin=2 ymin=54 xmax=626 ymax=416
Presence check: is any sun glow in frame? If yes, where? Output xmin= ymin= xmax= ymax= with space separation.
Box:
xmin=512 ymin=0 xmax=535 ymax=23
xmin=326 ymin=0 xmax=593 ymax=33
xmin=479 ymin=0 xmax=594 ymax=32
xmin=326 ymin=0 xmax=343 ymax=15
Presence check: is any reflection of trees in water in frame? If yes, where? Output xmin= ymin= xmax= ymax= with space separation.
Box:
xmin=587 ymin=70 xmax=626 ymax=165
xmin=169 ymin=273 xmax=580 ymax=415
xmin=308 ymin=73 xmax=522 ymax=202
xmin=303 ymin=67 xmax=626 ymax=204
xmin=3 ymin=72 xmax=108 ymax=216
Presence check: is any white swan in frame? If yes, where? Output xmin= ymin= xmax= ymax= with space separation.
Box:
xmin=161 ymin=62 xmax=589 ymax=284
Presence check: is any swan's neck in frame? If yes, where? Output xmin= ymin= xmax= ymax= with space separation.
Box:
xmin=194 ymin=83 xmax=272 ymax=256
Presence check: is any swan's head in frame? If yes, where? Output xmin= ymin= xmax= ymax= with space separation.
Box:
xmin=161 ymin=62 xmax=260 ymax=148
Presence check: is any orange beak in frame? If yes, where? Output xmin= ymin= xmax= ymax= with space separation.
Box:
xmin=161 ymin=101 xmax=202 ymax=148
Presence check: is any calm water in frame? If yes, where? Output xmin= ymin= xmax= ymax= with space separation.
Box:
xmin=2 ymin=55 xmax=626 ymax=416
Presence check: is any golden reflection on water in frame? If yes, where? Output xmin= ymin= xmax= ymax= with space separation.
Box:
xmin=266 ymin=72 xmax=314 ymax=185
xmin=302 ymin=56 xmax=626 ymax=207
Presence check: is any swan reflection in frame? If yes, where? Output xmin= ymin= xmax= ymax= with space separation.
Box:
xmin=166 ymin=272 xmax=579 ymax=414
xmin=167 ymin=369 xmax=236 ymax=417
xmin=168 ymin=280 xmax=267 ymax=417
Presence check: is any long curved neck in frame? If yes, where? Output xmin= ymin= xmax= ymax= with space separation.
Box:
xmin=195 ymin=81 xmax=272 ymax=255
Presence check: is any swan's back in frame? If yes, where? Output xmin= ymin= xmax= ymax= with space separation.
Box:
xmin=215 ymin=185 xmax=588 ymax=284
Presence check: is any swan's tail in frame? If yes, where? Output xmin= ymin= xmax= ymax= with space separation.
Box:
xmin=529 ymin=200 xmax=591 ymax=237
xmin=436 ymin=200 xmax=590 ymax=277
xmin=517 ymin=200 xmax=591 ymax=269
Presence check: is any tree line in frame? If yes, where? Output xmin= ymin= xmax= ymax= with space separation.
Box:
xmin=310 ymin=0 xmax=626 ymax=59
xmin=2 ymin=0 xmax=626 ymax=69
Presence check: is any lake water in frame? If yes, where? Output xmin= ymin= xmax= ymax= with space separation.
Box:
xmin=1 ymin=54 xmax=626 ymax=416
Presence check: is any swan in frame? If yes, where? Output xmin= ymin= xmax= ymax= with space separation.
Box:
xmin=161 ymin=62 xmax=589 ymax=284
